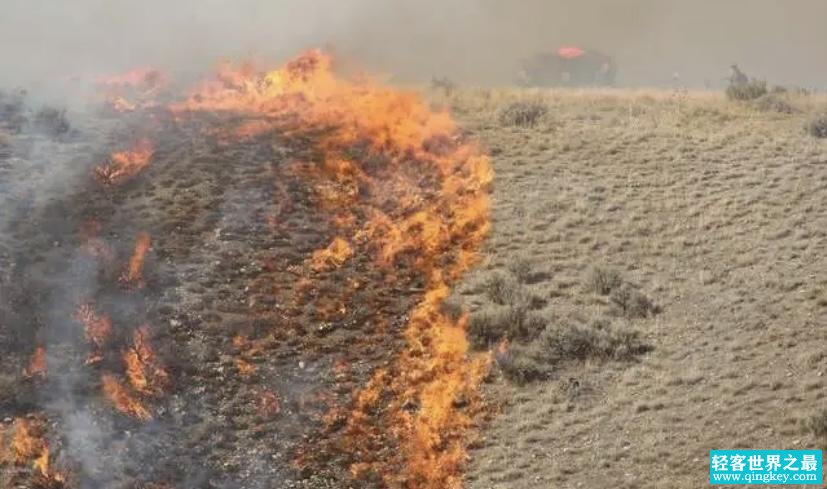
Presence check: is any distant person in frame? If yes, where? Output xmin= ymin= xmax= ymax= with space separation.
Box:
xmin=729 ymin=64 xmax=749 ymax=85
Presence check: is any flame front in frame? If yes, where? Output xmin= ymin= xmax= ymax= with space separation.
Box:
xmin=174 ymin=50 xmax=492 ymax=487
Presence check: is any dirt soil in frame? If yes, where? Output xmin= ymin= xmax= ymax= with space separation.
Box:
xmin=447 ymin=88 xmax=827 ymax=488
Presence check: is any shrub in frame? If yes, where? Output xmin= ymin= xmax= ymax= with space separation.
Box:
xmin=805 ymin=113 xmax=827 ymax=139
xmin=804 ymin=409 xmax=827 ymax=438
xmin=539 ymin=320 xmax=649 ymax=363
xmin=499 ymin=99 xmax=548 ymax=127
xmin=498 ymin=343 xmax=552 ymax=383
xmin=507 ymin=255 xmax=533 ymax=284
xmin=468 ymin=306 xmax=508 ymax=348
xmin=609 ymin=283 xmax=657 ymax=318
xmin=588 ymin=266 xmax=621 ymax=295
xmin=483 ymin=273 xmax=520 ymax=305
xmin=726 ymin=80 xmax=768 ymax=101
xmin=499 ymin=319 xmax=649 ymax=383
xmin=468 ymin=303 xmax=546 ymax=348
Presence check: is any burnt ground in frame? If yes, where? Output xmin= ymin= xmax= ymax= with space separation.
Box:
xmin=0 ymin=105 xmax=423 ymax=488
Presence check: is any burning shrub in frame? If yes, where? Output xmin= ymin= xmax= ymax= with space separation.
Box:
xmin=805 ymin=112 xmax=827 ymax=139
xmin=94 ymin=138 xmax=154 ymax=185
xmin=726 ymin=79 xmax=768 ymax=101
xmin=498 ymin=99 xmax=548 ymax=127
xmin=33 ymin=107 xmax=71 ymax=137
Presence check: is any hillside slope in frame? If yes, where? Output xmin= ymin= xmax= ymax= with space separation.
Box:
xmin=447 ymin=88 xmax=827 ymax=488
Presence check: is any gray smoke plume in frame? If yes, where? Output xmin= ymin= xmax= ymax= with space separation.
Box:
xmin=2 ymin=0 xmax=827 ymax=90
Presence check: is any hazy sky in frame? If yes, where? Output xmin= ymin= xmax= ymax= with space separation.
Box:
xmin=1 ymin=0 xmax=826 ymax=89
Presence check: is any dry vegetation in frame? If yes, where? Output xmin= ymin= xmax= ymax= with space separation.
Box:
xmin=431 ymin=86 xmax=827 ymax=487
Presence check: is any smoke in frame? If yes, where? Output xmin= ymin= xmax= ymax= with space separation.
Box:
xmin=2 ymin=0 xmax=827 ymax=90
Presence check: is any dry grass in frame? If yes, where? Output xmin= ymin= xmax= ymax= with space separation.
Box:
xmin=498 ymin=99 xmax=548 ymax=127
xmin=437 ymin=86 xmax=827 ymax=488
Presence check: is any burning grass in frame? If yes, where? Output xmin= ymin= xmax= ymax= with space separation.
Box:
xmin=171 ymin=49 xmax=493 ymax=487
xmin=120 ymin=232 xmax=151 ymax=288
xmin=0 ymin=417 xmax=65 ymax=485
xmin=1 ymin=48 xmax=495 ymax=488
xmin=94 ymin=138 xmax=154 ymax=185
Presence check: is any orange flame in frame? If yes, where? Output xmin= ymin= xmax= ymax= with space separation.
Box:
xmin=101 ymin=373 xmax=152 ymax=421
xmin=96 ymin=67 xmax=168 ymax=112
xmin=73 ymin=303 xmax=112 ymax=352
xmin=120 ymin=232 xmax=151 ymax=287
xmin=169 ymin=49 xmax=493 ymax=487
xmin=94 ymin=138 xmax=154 ymax=186
xmin=123 ymin=326 xmax=168 ymax=395
xmin=24 ymin=346 xmax=47 ymax=377
xmin=7 ymin=418 xmax=64 ymax=481
xmin=309 ymin=237 xmax=353 ymax=271
xmin=95 ymin=67 xmax=167 ymax=91
xmin=232 ymin=334 xmax=261 ymax=376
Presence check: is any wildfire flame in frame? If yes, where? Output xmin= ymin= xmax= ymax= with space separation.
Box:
xmin=101 ymin=373 xmax=152 ymax=421
xmin=120 ymin=232 xmax=151 ymax=287
xmin=123 ymin=326 xmax=168 ymax=395
xmin=73 ymin=303 xmax=112 ymax=353
xmin=309 ymin=237 xmax=353 ymax=271
xmin=24 ymin=346 xmax=47 ymax=377
xmin=5 ymin=418 xmax=64 ymax=482
xmin=173 ymin=50 xmax=492 ymax=487
xmin=94 ymin=138 xmax=154 ymax=186
xmin=96 ymin=67 xmax=168 ymax=113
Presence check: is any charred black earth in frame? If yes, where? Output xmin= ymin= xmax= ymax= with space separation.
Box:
xmin=0 ymin=94 xmax=423 ymax=488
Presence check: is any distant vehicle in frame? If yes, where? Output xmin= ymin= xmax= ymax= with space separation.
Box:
xmin=517 ymin=47 xmax=616 ymax=87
